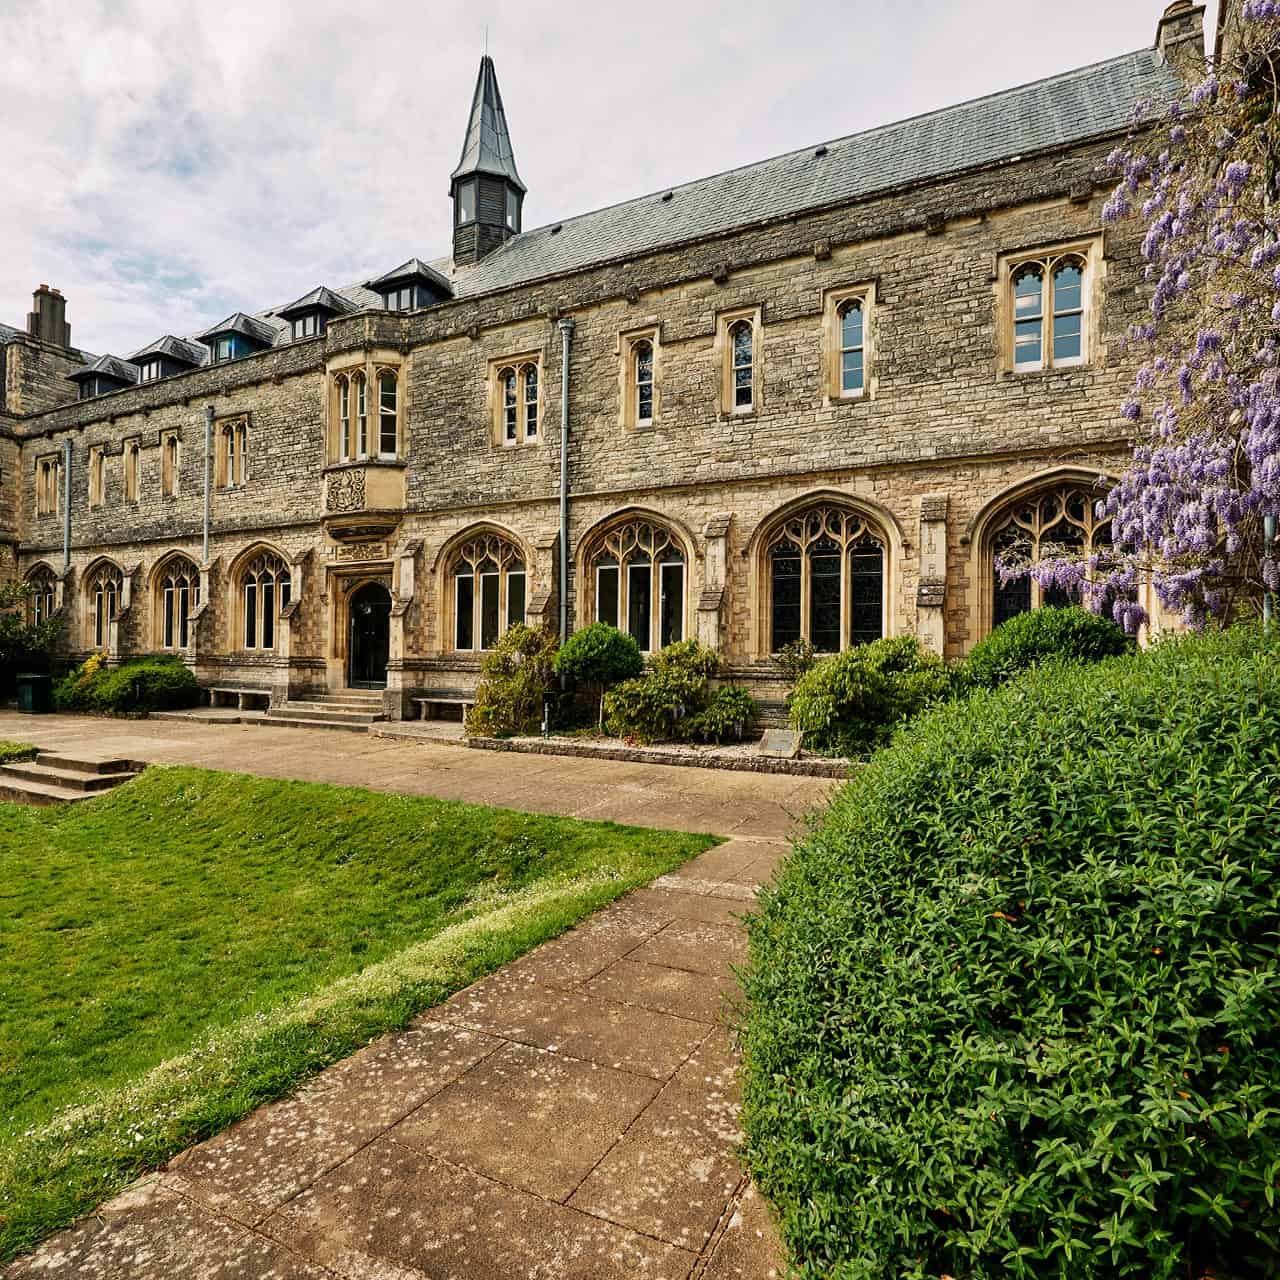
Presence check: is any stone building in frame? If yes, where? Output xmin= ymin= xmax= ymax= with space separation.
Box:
xmin=0 ymin=4 xmax=1205 ymax=723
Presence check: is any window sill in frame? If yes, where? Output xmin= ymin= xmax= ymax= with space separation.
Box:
xmin=1004 ymin=363 xmax=1092 ymax=380
xmin=322 ymin=457 xmax=406 ymax=473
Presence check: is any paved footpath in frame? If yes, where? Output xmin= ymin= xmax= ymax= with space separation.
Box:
xmin=4 ymin=713 xmax=835 ymax=1278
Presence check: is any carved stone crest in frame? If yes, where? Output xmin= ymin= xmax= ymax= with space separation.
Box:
xmin=335 ymin=541 xmax=387 ymax=562
xmin=325 ymin=469 xmax=366 ymax=513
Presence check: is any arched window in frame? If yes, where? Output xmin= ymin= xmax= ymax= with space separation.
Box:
xmin=354 ymin=372 xmax=368 ymax=458
xmin=27 ymin=568 xmax=56 ymax=626
xmin=156 ymin=557 xmax=200 ymax=650
xmin=521 ymin=363 xmax=538 ymax=441
xmin=765 ymin=505 xmax=885 ymax=653
xmin=729 ymin=320 xmax=753 ymax=411
xmin=336 ymin=374 xmax=352 ymax=460
xmin=989 ymin=485 xmax=1113 ymax=628
xmin=633 ymin=340 xmax=654 ymax=426
xmin=377 ymin=369 xmax=398 ymax=457
xmin=240 ymin=551 xmax=292 ymax=651
xmin=496 ymin=363 xmax=539 ymax=445
xmin=586 ymin=519 xmax=685 ymax=652
xmin=1010 ymin=251 xmax=1089 ymax=371
xmin=838 ymin=299 xmax=864 ymax=395
xmin=84 ymin=562 xmax=124 ymax=650
xmin=451 ymin=533 xmax=526 ymax=650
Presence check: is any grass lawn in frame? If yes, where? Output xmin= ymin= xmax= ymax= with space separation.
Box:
xmin=0 ymin=765 xmax=716 ymax=1261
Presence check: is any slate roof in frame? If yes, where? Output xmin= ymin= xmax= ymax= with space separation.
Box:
xmin=451 ymin=55 xmax=525 ymax=192
xmin=0 ymin=321 xmax=21 ymax=344
xmin=127 ymin=333 xmax=207 ymax=367
xmin=276 ymin=285 xmax=360 ymax=319
xmin=366 ymin=258 xmax=455 ymax=295
xmin=196 ymin=311 xmax=283 ymax=347
xmin=442 ymin=47 xmax=1183 ymax=300
xmin=66 ymin=354 xmax=140 ymax=385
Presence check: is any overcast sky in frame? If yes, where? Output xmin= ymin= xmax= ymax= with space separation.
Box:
xmin=1 ymin=0 xmax=1214 ymax=357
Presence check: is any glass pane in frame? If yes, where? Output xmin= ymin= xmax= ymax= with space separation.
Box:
xmin=507 ymin=572 xmax=526 ymax=629
xmin=1053 ymin=331 xmax=1082 ymax=362
xmin=481 ymin=573 xmax=500 ymax=649
xmin=841 ymin=351 xmax=864 ymax=393
xmin=627 ymin=563 xmax=652 ymax=650
xmin=841 ymin=302 xmax=862 ymax=349
xmin=659 ymin=562 xmax=683 ymax=648
xmin=638 ymin=385 xmax=653 ymax=421
xmin=596 ymin=564 xmax=619 ymax=626
xmin=455 ymin=574 xmax=474 ymax=649
xmin=262 ymin=581 xmax=275 ymax=650
xmin=245 ymin=583 xmax=257 ymax=649
xmin=771 ymin=554 xmax=802 ymax=651
xmin=1053 ymin=263 xmax=1082 ymax=311
xmin=164 ymin=588 xmax=174 ymax=648
xmin=1014 ymin=269 xmax=1043 ymax=314
xmin=809 ymin=553 xmax=841 ymax=652
xmin=993 ymin=569 xmax=1031 ymax=627
xmin=179 ymin=585 xmax=190 ymax=648
xmin=849 ymin=548 xmax=883 ymax=646
xmin=635 ymin=343 xmax=652 ymax=382
xmin=733 ymin=324 xmax=751 ymax=364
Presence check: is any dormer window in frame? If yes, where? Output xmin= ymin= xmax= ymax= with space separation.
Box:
xmin=198 ymin=313 xmax=277 ymax=365
xmin=138 ymin=358 xmax=163 ymax=383
xmin=214 ymin=336 xmax=238 ymax=363
xmin=291 ymin=313 xmax=324 ymax=341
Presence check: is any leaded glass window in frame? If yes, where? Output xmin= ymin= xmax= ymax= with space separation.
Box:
xmin=730 ymin=320 xmax=753 ymax=411
xmin=451 ymin=533 xmax=526 ymax=651
xmin=586 ymin=519 xmax=685 ymax=652
xmin=27 ymin=569 xmax=56 ymax=626
xmin=241 ymin=552 xmax=291 ymax=651
xmin=85 ymin=562 xmax=123 ymax=651
xmin=158 ymin=557 xmax=200 ymax=650
xmin=765 ymin=505 xmax=885 ymax=653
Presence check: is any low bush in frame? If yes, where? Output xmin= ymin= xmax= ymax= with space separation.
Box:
xmin=740 ymin=625 xmax=1280 ymax=1279
xmin=465 ymin=624 xmax=559 ymax=736
xmin=54 ymin=654 xmax=198 ymax=714
xmin=604 ymin=639 xmax=756 ymax=743
xmin=0 ymin=741 xmax=37 ymax=764
xmin=553 ymin=623 xmax=644 ymax=727
xmin=787 ymin=635 xmax=949 ymax=757
xmin=962 ymin=603 xmax=1130 ymax=690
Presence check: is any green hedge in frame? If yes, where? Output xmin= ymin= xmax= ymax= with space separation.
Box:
xmin=788 ymin=635 xmax=949 ymax=757
xmin=0 ymin=741 xmax=37 ymax=765
xmin=741 ymin=626 xmax=1280 ymax=1278
xmin=54 ymin=656 xmax=199 ymax=715
xmin=962 ymin=604 xmax=1130 ymax=690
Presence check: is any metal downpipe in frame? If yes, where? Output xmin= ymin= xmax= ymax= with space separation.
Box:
xmin=61 ymin=437 xmax=72 ymax=572
xmin=558 ymin=317 xmax=575 ymax=644
xmin=203 ymin=404 xmax=214 ymax=563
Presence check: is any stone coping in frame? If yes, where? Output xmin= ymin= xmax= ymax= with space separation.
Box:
xmin=465 ymin=733 xmax=853 ymax=778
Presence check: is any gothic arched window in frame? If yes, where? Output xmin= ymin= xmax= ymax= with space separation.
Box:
xmin=450 ymin=533 xmax=526 ymax=650
xmin=240 ymin=551 xmax=291 ymax=651
xmin=765 ymin=505 xmax=885 ymax=653
xmin=85 ymin=562 xmax=124 ymax=650
xmin=729 ymin=320 xmax=754 ymax=411
xmin=988 ymin=485 xmax=1113 ymax=628
xmin=586 ymin=519 xmax=685 ymax=653
xmin=27 ymin=568 xmax=56 ymax=626
xmin=156 ymin=556 xmax=201 ymax=650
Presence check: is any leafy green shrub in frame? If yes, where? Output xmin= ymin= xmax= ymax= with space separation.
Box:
xmin=603 ymin=639 xmax=724 ymax=743
xmin=0 ymin=741 xmax=37 ymax=764
xmin=684 ymin=685 xmax=758 ymax=744
xmin=54 ymin=654 xmax=198 ymax=714
xmin=0 ymin=580 xmax=62 ymax=697
xmin=740 ymin=625 xmax=1280 ymax=1279
xmin=553 ymin=623 xmax=644 ymax=727
xmin=775 ymin=637 xmax=817 ymax=690
xmin=962 ymin=604 xmax=1130 ymax=690
xmin=465 ymin=624 xmax=559 ymax=736
xmin=787 ymin=635 xmax=949 ymax=757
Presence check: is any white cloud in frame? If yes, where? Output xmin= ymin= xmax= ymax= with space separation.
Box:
xmin=1 ymin=0 xmax=1186 ymax=355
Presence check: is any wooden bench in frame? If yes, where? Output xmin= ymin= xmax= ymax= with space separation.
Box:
xmin=207 ymin=686 xmax=271 ymax=711
xmin=411 ymin=691 xmax=475 ymax=721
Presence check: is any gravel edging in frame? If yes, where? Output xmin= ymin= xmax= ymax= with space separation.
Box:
xmin=465 ymin=735 xmax=853 ymax=778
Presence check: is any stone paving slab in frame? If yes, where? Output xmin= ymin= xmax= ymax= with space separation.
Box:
xmin=702 ymin=1183 xmax=788 ymax=1280
xmin=264 ymin=1136 xmax=697 ymax=1280
xmin=629 ymin=919 xmax=750 ymax=977
xmin=583 ymin=956 xmax=741 ymax=1024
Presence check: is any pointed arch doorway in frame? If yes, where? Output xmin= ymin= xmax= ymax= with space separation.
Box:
xmin=347 ymin=582 xmax=392 ymax=689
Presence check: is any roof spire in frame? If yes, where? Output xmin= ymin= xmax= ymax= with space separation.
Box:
xmin=451 ymin=55 xmax=525 ymax=194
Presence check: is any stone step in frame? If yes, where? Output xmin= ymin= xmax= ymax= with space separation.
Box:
xmin=35 ymin=752 xmax=136 ymax=775
xmin=1 ymin=762 xmax=138 ymax=792
xmin=295 ymin=694 xmax=385 ymax=709
xmin=0 ymin=776 xmax=88 ymax=806
xmin=269 ymin=703 xmax=384 ymax=725
xmin=249 ymin=712 xmax=373 ymax=735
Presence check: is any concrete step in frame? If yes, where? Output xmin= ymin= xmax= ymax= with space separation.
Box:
xmin=295 ymin=694 xmax=385 ymax=710
xmin=35 ymin=752 xmax=136 ymax=775
xmin=250 ymin=712 xmax=372 ymax=735
xmin=1 ymin=762 xmax=138 ymax=792
xmin=0 ymin=776 xmax=88 ymax=806
xmin=268 ymin=703 xmax=384 ymax=725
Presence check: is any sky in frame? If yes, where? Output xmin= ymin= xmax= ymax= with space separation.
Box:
xmin=0 ymin=0 xmax=1216 ymax=357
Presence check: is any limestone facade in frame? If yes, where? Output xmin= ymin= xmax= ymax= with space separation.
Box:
xmin=0 ymin=9 xmax=1204 ymax=713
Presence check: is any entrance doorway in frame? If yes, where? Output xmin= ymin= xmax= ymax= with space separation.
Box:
xmin=347 ymin=582 xmax=391 ymax=688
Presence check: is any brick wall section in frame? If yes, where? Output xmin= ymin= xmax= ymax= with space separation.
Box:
xmin=7 ymin=133 xmax=1148 ymax=690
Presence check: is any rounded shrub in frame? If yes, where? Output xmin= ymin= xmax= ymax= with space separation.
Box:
xmin=787 ymin=635 xmax=949 ymax=757
xmin=962 ymin=604 xmax=1130 ymax=690
xmin=465 ymin=624 xmax=559 ymax=736
xmin=55 ymin=654 xmax=199 ymax=713
xmin=603 ymin=639 xmax=721 ymax=743
xmin=685 ymin=685 xmax=759 ymax=744
xmin=552 ymin=622 xmax=644 ymax=727
xmin=740 ymin=626 xmax=1280 ymax=1279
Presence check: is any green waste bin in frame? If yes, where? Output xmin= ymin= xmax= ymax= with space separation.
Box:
xmin=16 ymin=673 xmax=53 ymax=714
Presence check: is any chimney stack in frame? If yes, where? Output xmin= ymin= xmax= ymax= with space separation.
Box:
xmin=27 ymin=284 xmax=71 ymax=349
xmin=1156 ymin=1 xmax=1207 ymax=83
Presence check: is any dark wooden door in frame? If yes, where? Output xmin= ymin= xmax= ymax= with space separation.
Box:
xmin=348 ymin=583 xmax=391 ymax=688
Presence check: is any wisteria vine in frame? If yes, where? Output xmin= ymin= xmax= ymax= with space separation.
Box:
xmin=1014 ymin=4 xmax=1280 ymax=632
